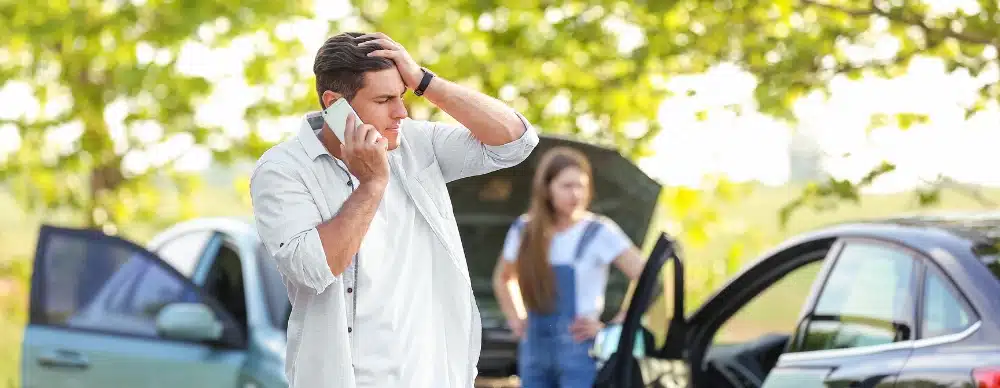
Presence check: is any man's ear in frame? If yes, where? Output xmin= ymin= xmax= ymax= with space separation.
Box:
xmin=321 ymin=90 xmax=343 ymax=109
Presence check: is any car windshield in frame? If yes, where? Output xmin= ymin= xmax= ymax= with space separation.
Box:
xmin=256 ymin=242 xmax=292 ymax=329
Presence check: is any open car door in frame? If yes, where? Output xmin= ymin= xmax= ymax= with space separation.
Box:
xmin=21 ymin=225 xmax=248 ymax=388
xmin=592 ymin=232 xmax=691 ymax=388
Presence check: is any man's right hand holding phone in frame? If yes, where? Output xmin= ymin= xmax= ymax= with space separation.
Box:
xmin=341 ymin=113 xmax=390 ymax=189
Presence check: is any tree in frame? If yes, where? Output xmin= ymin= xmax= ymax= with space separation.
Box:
xmin=634 ymin=0 xmax=998 ymax=219
xmin=4 ymin=0 xmax=998 ymax=234
xmin=0 ymin=0 xmax=312 ymax=231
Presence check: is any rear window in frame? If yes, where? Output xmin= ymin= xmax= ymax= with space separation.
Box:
xmin=256 ymin=243 xmax=291 ymax=329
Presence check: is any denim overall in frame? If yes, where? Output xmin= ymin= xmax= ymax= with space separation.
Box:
xmin=515 ymin=218 xmax=605 ymax=388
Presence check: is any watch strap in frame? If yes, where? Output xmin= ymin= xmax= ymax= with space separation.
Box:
xmin=414 ymin=68 xmax=434 ymax=96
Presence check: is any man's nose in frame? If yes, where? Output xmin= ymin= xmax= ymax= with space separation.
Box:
xmin=391 ymin=100 xmax=408 ymax=119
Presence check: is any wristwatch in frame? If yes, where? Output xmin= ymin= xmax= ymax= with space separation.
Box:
xmin=414 ymin=68 xmax=435 ymax=96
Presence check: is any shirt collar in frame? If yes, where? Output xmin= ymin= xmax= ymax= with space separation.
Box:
xmin=299 ymin=111 xmax=329 ymax=160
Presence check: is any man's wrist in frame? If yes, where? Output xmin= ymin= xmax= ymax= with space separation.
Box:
xmin=413 ymin=68 xmax=436 ymax=96
xmin=358 ymin=179 xmax=388 ymax=195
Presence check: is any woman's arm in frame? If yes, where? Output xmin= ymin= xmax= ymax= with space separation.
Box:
xmin=609 ymin=246 xmax=645 ymax=323
xmin=491 ymin=257 xmax=526 ymax=335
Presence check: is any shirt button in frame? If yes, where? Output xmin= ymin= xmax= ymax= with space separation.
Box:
xmin=348 ymin=327 xmax=353 ymax=333
xmin=347 ymin=287 xmax=353 ymax=293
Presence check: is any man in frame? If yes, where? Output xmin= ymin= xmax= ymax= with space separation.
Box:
xmin=249 ymin=32 xmax=538 ymax=388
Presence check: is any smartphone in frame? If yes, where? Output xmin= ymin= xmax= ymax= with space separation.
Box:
xmin=320 ymin=97 xmax=363 ymax=143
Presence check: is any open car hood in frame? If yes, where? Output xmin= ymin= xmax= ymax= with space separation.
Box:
xmin=449 ymin=135 xmax=663 ymax=308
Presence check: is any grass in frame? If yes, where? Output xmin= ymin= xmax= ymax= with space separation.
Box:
xmin=3 ymin=182 xmax=1000 ymax=386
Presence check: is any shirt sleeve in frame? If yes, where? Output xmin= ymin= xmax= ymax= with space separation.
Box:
xmin=426 ymin=111 xmax=540 ymax=183
xmin=501 ymin=218 xmax=526 ymax=263
xmin=250 ymin=160 xmax=337 ymax=295
xmin=593 ymin=218 xmax=633 ymax=265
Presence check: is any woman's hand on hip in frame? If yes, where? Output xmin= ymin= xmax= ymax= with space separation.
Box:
xmin=507 ymin=317 xmax=525 ymax=339
xmin=569 ymin=316 xmax=603 ymax=342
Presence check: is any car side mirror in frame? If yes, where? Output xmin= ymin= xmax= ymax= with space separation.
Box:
xmin=155 ymin=302 xmax=224 ymax=342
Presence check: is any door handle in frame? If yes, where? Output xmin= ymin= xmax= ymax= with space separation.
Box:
xmin=37 ymin=349 xmax=90 ymax=369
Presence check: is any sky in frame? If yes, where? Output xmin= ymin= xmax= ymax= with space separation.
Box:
xmin=1 ymin=1 xmax=998 ymax=193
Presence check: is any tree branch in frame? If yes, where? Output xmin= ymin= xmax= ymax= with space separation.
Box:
xmin=921 ymin=176 xmax=999 ymax=207
xmin=801 ymin=0 xmax=998 ymax=46
xmin=800 ymin=0 xmax=876 ymax=17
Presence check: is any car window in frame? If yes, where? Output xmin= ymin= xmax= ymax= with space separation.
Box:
xmin=155 ymin=231 xmax=213 ymax=277
xmin=202 ymin=244 xmax=248 ymax=332
xmin=714 ymin=260 xmax=823 ymax=345
xmin=257 ymin=243 xmax=291 ymax=328
xmin=921 ymin=266 xmax=974 ymax=338
xmin=794 ymin=242 xmax=916 ymax=352
xmin=36 ymin=229 xmax=203 ymax=339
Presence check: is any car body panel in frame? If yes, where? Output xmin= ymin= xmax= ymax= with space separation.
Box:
xmin=22 ymin=325 xmax=247 ymax=388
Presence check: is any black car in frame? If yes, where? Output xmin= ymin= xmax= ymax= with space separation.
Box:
xmin=594 ymin=213 xmax=1000 ymax=388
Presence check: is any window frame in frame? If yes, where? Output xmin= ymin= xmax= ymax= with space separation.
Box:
xmin=787 ymin=237 xmax=922 ymax=357
xmin=199 ymin=237 xmax=250 ymax=333
xmin=914 ymin=259 xmax=979 ymax=340
xmin=28 ymin=225 xmax=248 ymax=349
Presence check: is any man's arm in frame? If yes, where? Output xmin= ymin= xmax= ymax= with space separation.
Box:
xmin=359 ymin=33 xmax=539 ymax=181
xmin=421 ymin=77 xmax=526 ymax=146
xmin=421 ymin=77 xmax=540 ymax=182
xmin=250 ymin=160 xmax=386 ymax=294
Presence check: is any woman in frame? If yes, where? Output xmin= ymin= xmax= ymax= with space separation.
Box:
xmin=492 ymin=146 xmax=645 ymax=388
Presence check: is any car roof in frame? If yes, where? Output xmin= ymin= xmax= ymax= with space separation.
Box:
xmin=784 ymin=210 xmax=1000 ymax=264
xmin=146 ymin=216 xmax=259 ymax=251
xmin=837 ymin=211 xmax=1000 ymax=245
xmin=875 ymin=211 xmax=1000 ymax=242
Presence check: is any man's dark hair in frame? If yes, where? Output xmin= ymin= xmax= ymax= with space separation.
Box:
xmin=313 ymin=32 xmax=395 ymax=106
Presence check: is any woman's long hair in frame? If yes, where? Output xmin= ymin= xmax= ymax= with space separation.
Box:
xmin=515 ymin=146 xmax=593 ymax=314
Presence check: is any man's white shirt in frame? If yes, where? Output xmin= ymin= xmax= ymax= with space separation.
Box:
xmin=249 ymin=111 xmax=538 ymax=388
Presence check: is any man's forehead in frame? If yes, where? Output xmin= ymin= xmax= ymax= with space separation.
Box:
xmin=361 ymin=69 xmax=406 ymax=97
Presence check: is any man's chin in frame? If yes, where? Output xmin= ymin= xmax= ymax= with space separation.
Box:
xmin=384 ymin=132 xmax=401 ymax=151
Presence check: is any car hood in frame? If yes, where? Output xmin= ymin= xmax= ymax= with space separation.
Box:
xmin=449 ymin=135 xmax=663 ymax=310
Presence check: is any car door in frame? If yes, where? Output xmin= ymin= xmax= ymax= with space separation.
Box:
xmin=764 ymin=238 xmax=921 ymax=388
xmin=21 ymin=225 xmax=248 ymax=388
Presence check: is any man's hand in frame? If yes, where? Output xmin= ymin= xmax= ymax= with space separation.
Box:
xmin=357 ymin=32 xmax=423 ymax=90
xmin=341 ymin=113 xmax=389 ymax=187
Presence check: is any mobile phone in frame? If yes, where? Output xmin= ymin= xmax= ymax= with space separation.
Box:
xmin=320 ymin=97 xmax=363 ymax=143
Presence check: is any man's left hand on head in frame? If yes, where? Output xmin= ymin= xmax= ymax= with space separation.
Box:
xmin=357 ymin=32 xmax=424 ymax=91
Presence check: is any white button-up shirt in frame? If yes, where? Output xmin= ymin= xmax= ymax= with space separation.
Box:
xmin=249 ymin=111 xmax=538 ymax=388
